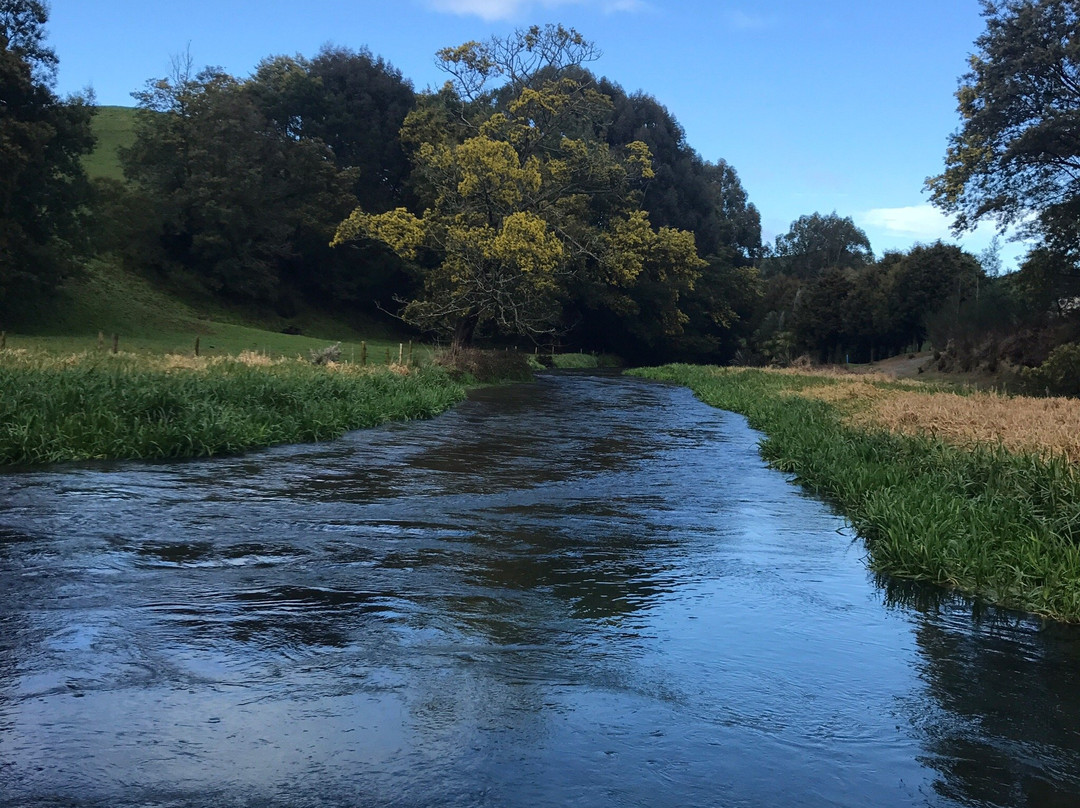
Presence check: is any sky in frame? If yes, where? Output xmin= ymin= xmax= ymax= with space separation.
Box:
xmin=45 ymin=0 xmax=1028 ymax=270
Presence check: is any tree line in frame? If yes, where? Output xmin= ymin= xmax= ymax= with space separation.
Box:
xmin=4 ymin=1 xmax=1080 ymax=372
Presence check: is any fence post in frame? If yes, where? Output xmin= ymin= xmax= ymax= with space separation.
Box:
xmin=360 ymin=341 xmax=367 ymax=366
xmin=112 ymin=334 xmax=119 ymax=354
xmin=195 ymin=336 xmax=200 ymax=357
xmin=408 ymin=340 xmax=414 ymax=366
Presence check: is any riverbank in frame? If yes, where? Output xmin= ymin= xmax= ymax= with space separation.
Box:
xmin=0 ymin=350 xmax=469 ymax=466
xmin=631 ymin=364 xmax=1080 ymax=621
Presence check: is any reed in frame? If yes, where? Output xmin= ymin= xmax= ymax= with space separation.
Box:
xmin=630 ymin=364 xmax=1080 ymax=621
xmin=0 ymin=350 xmax=467 ymax=466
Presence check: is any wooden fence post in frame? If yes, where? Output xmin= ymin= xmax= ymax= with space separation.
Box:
xmin=112 ymin=334 xmax=119 ymax=354
xmin=195 ymin=336 xmax=200 ymax=357
xmin=360 ymin=341 xmax=367 ymax=366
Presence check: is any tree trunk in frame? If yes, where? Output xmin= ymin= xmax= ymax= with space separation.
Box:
xmin=451 ymin=313 xmax=479 ymax=353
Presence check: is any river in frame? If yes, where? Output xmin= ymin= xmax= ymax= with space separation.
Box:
xmin=2 ymin=372 xmax=1080 ymax=807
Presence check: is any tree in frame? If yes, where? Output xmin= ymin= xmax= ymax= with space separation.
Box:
xmin=333 ymin=27 xmax=704 ymax=351
xmin=881 ymin=242 xmax=984 ymax=351
xmin=122 ymin=56 xmax=356 ymax=305
xmin=598 ymin=81 xmax=762 ymax=262
xmin=791 ymin=266 xmax=855 ymax=361
xmin=0 ymin=0 xmax=94 ymax=316
xmin=927 ymin=0 xmax=1080 ymax=256
xmin=249 ymin=46 xmax=416 ymax=213
xmin=767 ymin=212 xmax=873 ymax=279
xmin=1 ymin=0 xmax=53 ymax=77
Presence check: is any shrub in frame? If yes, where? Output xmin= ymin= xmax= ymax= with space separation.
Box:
xmin=1023 ymin=343 xmax=1080 ymax=397
xmin=309 ymin=342 xmax=342 ymax=365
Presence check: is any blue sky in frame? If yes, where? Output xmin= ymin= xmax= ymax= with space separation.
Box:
xmin=45 ymin=0 xmax=1026 ymax=269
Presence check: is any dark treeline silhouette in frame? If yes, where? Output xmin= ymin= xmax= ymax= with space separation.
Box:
xmin=5 ymin=3 xmax=1080 ymax=379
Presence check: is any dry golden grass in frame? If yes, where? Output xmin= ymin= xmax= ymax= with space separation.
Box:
xmin=796 ymin=379 xmax=1080 ymax=463
xmin=0 ymin=348 xmax=417 ymax=375
xmin=793 ymin=379 xmax=897 ymax=406
xmin=713 ymin=364 xmax=923 ymax=386
xmin=323 ymin=360 xmax=413 ymax=376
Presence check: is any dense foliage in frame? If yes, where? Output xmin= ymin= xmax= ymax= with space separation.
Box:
xmin=0 ymin=0 xmax=94 ymax=318
xmin=333 ymin=26 xmax=744 ymax=355
xmin=10 ymin=8 xmax=1080 ymax=373
xmin=116 ymin=48 xmax=415 ymax=314
xmin=928 ymin=0 xmax=1080 ymax=258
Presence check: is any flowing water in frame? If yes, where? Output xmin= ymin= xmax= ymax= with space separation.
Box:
xmin=2 ymin=372 xmax=1080 ymax=808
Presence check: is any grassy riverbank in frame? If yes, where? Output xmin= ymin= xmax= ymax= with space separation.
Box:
xmin=631 ymin=364 xmax=1080 ymax=621
xmin=0 ymin=350 xmax=468 ymax=466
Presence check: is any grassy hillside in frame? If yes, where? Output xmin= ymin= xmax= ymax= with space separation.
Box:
xmin=5 ymin=257 xmax=429 ymax=366
xmin=59 ymin=105 xmax=424 ymax=362
xmin=83 ymin=105 xmax=138 ymax=181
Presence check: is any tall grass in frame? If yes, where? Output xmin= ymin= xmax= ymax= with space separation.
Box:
xmin=0 ymin=351 xmax=466 ymax=465
xmin=631 ymin=364 xmax=1080 ymax=621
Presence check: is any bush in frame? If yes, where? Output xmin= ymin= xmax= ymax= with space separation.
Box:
xmin=309 ymin=342 xmax=342 ymax=365
xmin=1023 ymin=343 xmax=1080 ymax=396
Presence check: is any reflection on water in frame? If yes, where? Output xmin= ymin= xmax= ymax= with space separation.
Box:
xmin=1 ymin=373 xmax=1080 ymax=807
xmin=880 ymin=576 xmax=1080 ymax=805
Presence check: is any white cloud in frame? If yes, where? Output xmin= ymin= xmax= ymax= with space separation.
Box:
xmin=726 ymin=10 xmax=775 ymax=30
xmin=428 ymin=0 xmax=527 ymax=21
xmin=857 ymin=204 xmax=1035 ymax=272
xmin=858 ymin=204 xmax=955 ymax=241
xmin=428 ymin=0 xmax=646 ymax=20
xmin=603 ymin=0 xmax=647 ymax=11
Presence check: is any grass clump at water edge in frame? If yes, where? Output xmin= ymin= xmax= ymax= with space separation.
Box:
xmin=629 ymin=364 xmax=1080 ymax=622
xmin=0 ymin=350 xmax=468 ymax=465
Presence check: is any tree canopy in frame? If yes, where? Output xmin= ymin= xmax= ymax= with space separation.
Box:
xmin=927 ymin=0 xmax=1080 ymax=257
xmin=249 ymin=46 xmax=416 ymax=213
xmin=766 ymin=212 xmax=873 ymax=279
xmin=333 ymin=26 xmax=704 ymax=349
xmin=0 ymin=0 xmax=94 ymax=316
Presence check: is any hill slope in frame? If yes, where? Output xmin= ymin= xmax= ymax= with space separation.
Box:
xmin=83 ymin=105 xmax=138 ymax=181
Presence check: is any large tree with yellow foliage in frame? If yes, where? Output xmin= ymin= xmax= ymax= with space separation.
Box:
xmin=332 ymin=25 xmax=703 ymax=349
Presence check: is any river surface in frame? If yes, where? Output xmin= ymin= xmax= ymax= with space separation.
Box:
xmin=2 ymin=372 xmax=1080 ymax=807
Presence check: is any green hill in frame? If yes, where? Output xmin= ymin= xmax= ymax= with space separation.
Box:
xmin=83 ymin=105 xmax=138 ymax=181
xmin=6 ymin=256 xmax=416 ymax=363
xmin=30 ymin=106 xmax=415 ymax=363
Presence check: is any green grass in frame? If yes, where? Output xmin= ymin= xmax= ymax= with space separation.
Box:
xmin=4 ymin=258 xmax=425 ymax=365
xmin=83 ymin=106 xmax=138 ymax=181
xmin=631 ymin=364 xmax=1080 ymax=621
xmin=0 ymin=352 xmax=466 ymax=466
xmin=1 ymin=116 xmax=525 ymax=467
xmin=0 ymin=251 xmax=472 ymax=466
